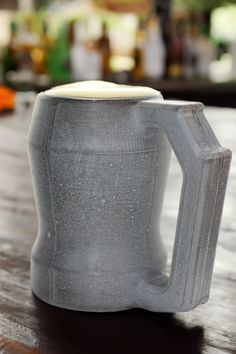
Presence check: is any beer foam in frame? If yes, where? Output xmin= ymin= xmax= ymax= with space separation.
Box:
xmin=44 ymin=81 xmax=160 ymax=99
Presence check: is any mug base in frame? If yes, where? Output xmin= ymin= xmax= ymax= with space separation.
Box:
xmin=31 ymin=259 xmax=142 ymax=312
xmin=32 ymin=289 xmax=138 ymax=313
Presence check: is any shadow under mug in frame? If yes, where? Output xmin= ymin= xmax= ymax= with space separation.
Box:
xmin=32 ymin=295 xmax=204 ymax=354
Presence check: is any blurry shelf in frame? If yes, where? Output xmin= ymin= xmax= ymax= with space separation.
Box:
xmin=132 ymin=79 xmax=236 ymax=108
xmin=6 ymin=78 xmax=236 ymax=108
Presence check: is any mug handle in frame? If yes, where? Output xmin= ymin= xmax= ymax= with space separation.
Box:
xmin=138 ymin=99 xmax=231 ymax=312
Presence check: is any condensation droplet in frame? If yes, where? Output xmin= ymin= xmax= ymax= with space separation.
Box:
xmin=47 ymin=232 xmax=51 ymax=238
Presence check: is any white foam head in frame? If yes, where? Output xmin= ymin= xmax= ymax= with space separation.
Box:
xmin=44 ymin=81 xmax=160 ymax=100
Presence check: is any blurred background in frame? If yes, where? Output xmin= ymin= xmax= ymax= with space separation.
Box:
xmin=0 ymin=2 xmax=235 ymax=352
xmin=0 ymin=0 xmax=236 ymax=109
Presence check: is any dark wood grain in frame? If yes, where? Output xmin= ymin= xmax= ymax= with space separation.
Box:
xmin=0 ymin=103 xmax=235 ymax=354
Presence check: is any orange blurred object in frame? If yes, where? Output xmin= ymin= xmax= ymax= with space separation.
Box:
xmin=0 ymin=86 xmax=16 ymax=112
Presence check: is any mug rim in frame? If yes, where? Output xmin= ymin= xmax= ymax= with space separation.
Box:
xmin=39 ymin=92 xmax=162 ymax=102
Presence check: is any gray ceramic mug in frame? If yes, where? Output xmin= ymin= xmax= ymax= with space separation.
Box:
xmin=28 ymin=92 xmax=231 ymax=312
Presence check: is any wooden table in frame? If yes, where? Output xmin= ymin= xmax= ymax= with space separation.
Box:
xmin=0 ymin=102 xmax=235 ymax=354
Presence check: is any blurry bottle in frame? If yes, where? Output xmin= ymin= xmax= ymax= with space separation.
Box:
xmin=167 ymin=21 xmax=186 ymax=79
xmin=97 ymin=23 xmax=110 ymax=80
xmin=185 ymin=25 xmax=216 ymax=79
xmin=14 ymin=16 xmax=39 ymax=80
xmin=30 ymin=21 xmax=50 ymax=76
xmin=183 ymin=25 xmax=197 ymax=79
xmin=86 ymin=41 xmax=102 ymax=80
xmin=142 ymin=15 xmax=166 ymax=80
xmin=17 ymin=16 xmax=40 ymax=49
xmin=47 ymin=22 xmax=71 ymax=83
xmin=133 ymin=28 xmax=145 ymax=81
xmin=4 ymin=17 xmax=37 ymax=85
xmin=69 ymin=20 xmax=102 ymax=81
xmin=2 ymin=21 xmax=18 ymax=77
xmin=195 ymin=34 xmax=216 ymax=79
